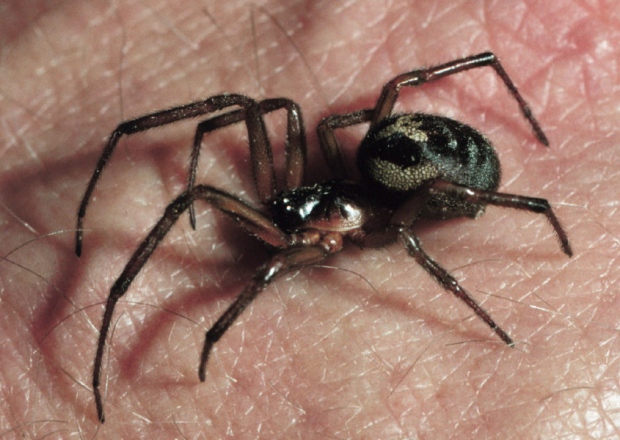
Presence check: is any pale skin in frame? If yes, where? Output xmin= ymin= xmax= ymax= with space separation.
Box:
xmin=1 ymin=0 xmax=619 ymax=438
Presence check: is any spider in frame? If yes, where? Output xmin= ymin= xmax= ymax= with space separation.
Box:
xmin=75 ymin=52 xmax=572 ymax=423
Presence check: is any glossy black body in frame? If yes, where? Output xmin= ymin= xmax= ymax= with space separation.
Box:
xmin=271 ymin=180 xmax=370 ymax=234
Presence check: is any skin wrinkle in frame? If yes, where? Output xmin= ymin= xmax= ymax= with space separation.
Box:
xmin=0 ymin=0 xmax=618 ymax=438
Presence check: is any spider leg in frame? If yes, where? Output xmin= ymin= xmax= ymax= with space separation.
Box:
xmin=187 ymin=98 xmax=306 ymax=228
xmin=388 ymin=178 xmax=571 ymax=346
xmin=315 ymin=54 xmax=548 ymax=179
xmin=429 ymin=180 xmax=572 ymax=257
xmin=92 ymin=184 xmax=289 ymax=423
xmin=76 ymin=93 xmax=272 ymax=257
xmin=316 ymin=109 xmax=374 ymax=178
xmin=367 ymin=184 xmax=515 ymax=345
xmin=398 ymin=228 xmax=515 ymax=346
xmin=372 ymin=52 xmax=549 ymax=145
xmin=198 ymin=244 xmax=330 ymax=382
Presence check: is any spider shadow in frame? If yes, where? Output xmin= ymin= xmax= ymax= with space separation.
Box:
xmin=109 ymin=219 xmax=273 ymax=385
xmin=0 ymin=124 xmax=279 ymax=411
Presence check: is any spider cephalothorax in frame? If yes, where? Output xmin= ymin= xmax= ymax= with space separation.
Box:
xmin=76 ymin=52 xmax=572 ymax=422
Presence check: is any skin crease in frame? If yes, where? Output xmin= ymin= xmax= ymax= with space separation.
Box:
xmin=0 ymin=0 xmax=619 ymax=438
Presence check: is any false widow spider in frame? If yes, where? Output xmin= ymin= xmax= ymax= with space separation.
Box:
xmin=75 ymin=52 xmax=572 ymax=422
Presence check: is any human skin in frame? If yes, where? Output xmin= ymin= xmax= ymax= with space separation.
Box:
xmin=1 ymin=0 xmax=618 ymax=438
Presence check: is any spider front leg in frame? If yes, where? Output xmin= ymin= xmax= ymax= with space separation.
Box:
xmin=76 ymin=94 xmax=275 ymax=256
xmin=187 ymin=98 xmax=306 ymax=228
xmin=92 ymin=184 xmax=291 ymax=423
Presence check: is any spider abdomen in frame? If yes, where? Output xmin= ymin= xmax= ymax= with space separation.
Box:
xmin=357 ymin=113 xmax=501 ymax=218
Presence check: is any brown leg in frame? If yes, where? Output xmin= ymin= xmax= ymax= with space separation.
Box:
xmin=92 ymin=184 xmax=290 ymax=423
xmin=198 ymin=244 xmax=330 ymax=381
xmin=187 ymin=98 xmax=306 ymax=228
xmin=429 ymin=180 xmax=572 ymax=257
xmin=76 ymin=94 xmax=271 ymax=256
xmin=316 ymin=109 xmax=373 ymax=178
xmin=371 ymin=52 xmax=549 ymax=145
xmin=399 ymin=228 xmax=515 ymax=346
